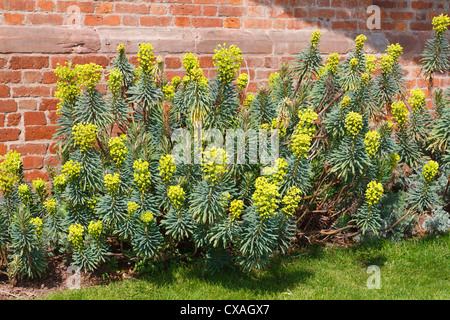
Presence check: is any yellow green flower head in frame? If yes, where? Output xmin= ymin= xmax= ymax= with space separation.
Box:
xmin=268 ymin=72 xmax=280 ymax=89
xmin=133 ymin=159 xmax=151 ymax=192
xmin=117 ymin=44 xmax=125 ymax=54
xmin=349 ymin=58 xmax=359 ymax=69
xmin=0 ymin=174 xmax=16 ymax=196
xmin=345 ymin=112 xmax=363 ymax=136
xmin=137 ymin=43 xmax=155 ymax=73
xmin=388 ymin=153 xmax=400 ymax=169
xmin=72 ymin=122 xmax=98 ymax=152
xmin=271 ymin=118 xmax=286 ymax=137
xmin=162 ymin=83 xmax=175 ymax=100
xmin=291 ymin=132 xmax=312 ymax=159
xmin=364 ymin=130 xmax=381 ymax=157
xmin=88 ymin=220 xmax=103 ymax=240
xmin=423 ymin=160 xmax=439 ymax=183
xmin=310 ymin=30 xmax=321 ymax=47
xmin=18 ymin=184 xmax=31 ymax=202
xmin=68 ymin=223 xmax=84 ymax=249
xmin=260 ymin=123 xmax=270 ymax=131
xmin=140 ymin=211 xmax=154 ymax=225
xmin=168 ymin=184 xmax=185 ymax=209
xmin=365 ymin=54 xmax=378 ymax=75
xmin=282 ymin=186 xmax=302 ymax=216
xmin=243 ymin=93 xmax=255 ymax=109
xmin=44 ymin=198 xmax=58 ymax=215
xmin=252 ymin=176 xmax=280 ymax=220
xmin=408 ymin=88 xmax=426 ymax=110
xmin=62 ymin=160 xmax=82 ymax=180
xmin=201 ymin=147 xmax=228 ymax=183
xmin=32 ymin=178 xmax=47 ymax=196
xmin=326 ymin=53 xmax=340 ymax=74
xmin=85 ymin=197 xmax=97 ymax=212
xmin=297 ymin=107 xmax=318 ymax=137
xmin=391 ymin=101 xmax=409 ymax=126
xmin=104 ymin=173 xmax=120 ymax=195
xmin=355 ymin=34 xmax=367 ymax=51
xmin=158 ymin=154 xmax=176 ymax=182
xmin=380 ymin=54 xmax=394 ymax=73
xmin=213 ymin=43 xmax=243 ymax=83
xmin=361 ymin=72 xmax=370 ymax=85
xmin=0 ymin=150 xmax=22 ymax=177
xmin=237 ymin=73 xmax=249 ymax=91
xmin=53 ymin=174 xmax=68 ymax=192
xmin=54 ymin=62 xmax=82 ymax=111
xmin=108 ymin=134 xmax=128 ymax=167
xmin=262 ymin=158 xmax=289 ymax=186
xmin=386 ymin=43 xmax=403 ymax=61
xmin=171 ymin=76 xmax=181 ymax=87
xmin=127 ymin=201 xmax=140 ymax=215
xmin=30 ymin=217 xmax=43 ymax=237
xmin=183 ymin=52 xmax=200 ymax=75
xmin=432 ymin=14 xmax=450 ymax=36
xmin=230 ymin=199 xmax=244 ymax=221
xmin=341 ymin=95 xmax=351 ymax=110
xmin=75 ymin=63 xmax=103 ymax=90
xmin=365 ymin=181 xmax=383 ymax=207
xmin=108 ymin=68 xmax=123 ymax=97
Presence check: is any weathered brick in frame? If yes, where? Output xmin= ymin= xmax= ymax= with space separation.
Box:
xmin=192 ymin=17 xmax=223 ymax=28
xmin=27 ymin=13 xmax=63 ymax=25
xmin=24 ymin=111 xmax=47 ymax=126
xmin=0 ymin=128 xmax=21 ymax=142
xmin=25 ymin=126 xmax=58 ymax=141
xmin=84 ymin=14 xmax=121 ymax=26
xmin=174 ymin=16 xmax=191 ymax=27
xmin=0 ymin=71 xmax=21 ymax=83
xmin=12 ymin=86 xmax=51 ymax=98
xmin=37 ymin=0 xmax=55 ymax=12
xmin=6 ymin=113 xmax=21 ymax=126
xmin=39 ymin=98 xmax=58 ymax=111
xmin=224 ymin=17 xmax=240 ymax=29
xmin=9 ymin=142 xmax=48 ymax=155
xmin=22 ymin=156 xmax=44 ymax=170
xmin=171 ymin=4 xmax=202 ymax=16
xmin=0 ymin=100 xmax=17 ymax=112
xmin=4 ymin=13 xmax=25 ymax=25
xmin=0 ymin=85 xmax=11 ymax=98
xmin=10 ymin=56 xmax=49 ymax=69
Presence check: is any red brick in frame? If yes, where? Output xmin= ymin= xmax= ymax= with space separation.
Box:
xmin=140 ymin=16 xmax=173 ymax=27
xmin=18 ymin=99 xmax=37 ymax=111
xmin=203 ymin=6 xmax=217 ymax=16
xmin=0 ymin=100 xmax=17 ymax=113
xmin=44 ymin=155 xmax=60 ymax=167
xmin=308 ymin=8 xmax=335 ymax=18
xmin=165 ymin=57 xmax=182 ymax=69
xmin=390 ymin=11 xmax=414 ymax=20
xmin=24 ymin=111 xmax=47 ymax=126
xmin=71 ymin=55 xmax=109 ymax=68
xmin=293 ymin=8 xmax=308 ymax=18
xmin=0 ymin=85 xmax=11 ymax=98
xmin=84 ymin=14 xmax=121 ymax=26
xmin=24 ymin=170 xmax=49 ymax=182
xmin=48 ymin=111 xmax=58 ymax=124
xmin=4 ymin=13 xmax=24 ymax=25
xmin=151 ymin=4 xmax=168 ymax=15
xmin=37 ymin=0 xmax=55 ymax=11
xmin=331 ymin=20 xmax=357 ymax=30
xmin=218 ymin=6 xmax=244 ymax=17
xmin=242 ymin=19 xmax=272 ymax=29
xmin=9 ymin=0 xmax=35 ymax=11
xmin=27 ymin=13 xmax=63 ymax=25
xmin=199 ymin=56 xmax=214 ymax=68
xmin=9 ymin=143 xmax=48 ymax=155
xmin=25 ymin=126 xmax=58 ymax=141
xmin=224 ymin=17 xmax=240 ymax=29
xmin=0 ymin=128 xmax=21 ymax=142
xmin=56 ymin=1 xmax=95 ymax=13
xmin=0 ymin=71 xmax=21 ymax=84
xmin=12 ymin=86 xmax=51 ymax=98
xmin=97 ymin=2 xmax=113 ymax=14
xmin=171 ymin=4 xmax=202 ymax=15
xmin=10 ymin=56 xmax=49 ymax=70
xmin=269 ymin=8 xmax=293 ymax=19
xmin=43 ymin=71 xmax=58 ymax=84
xmin=192 ymin=17 xmax=223 ymax=28
xmin=174 ymin=16 xmax=190 ymax=27
xmin=410 ymin=22 xmax=433 ymax=31
xmin=22 ymin=156 xmax=44 ymax=170
xmin=0 ymin=114 xmax=4 ymax=127
xmin=122 ymin=15 xmax=139 ymax=26
xmin=6 ymin=113 xmax=21 ymax=127
xmin=23 ymin=71 xmax=43 ymax=83
xmin=39 ymin=98 xmax=58 ymax=111
xmin=411 ymin=1 xmax=434 ymax=9
xmin=115 ymin=3 xmax=149 ymax=14
xmin=0 ymin=58 xmax=7 ymax=69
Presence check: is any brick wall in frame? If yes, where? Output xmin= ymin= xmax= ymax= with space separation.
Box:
xmin=0 ymin=0 xmax=449 ymax=180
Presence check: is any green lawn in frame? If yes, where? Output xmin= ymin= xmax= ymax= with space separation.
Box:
xmin=45 ymin=232 xmax=449 ymax=300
